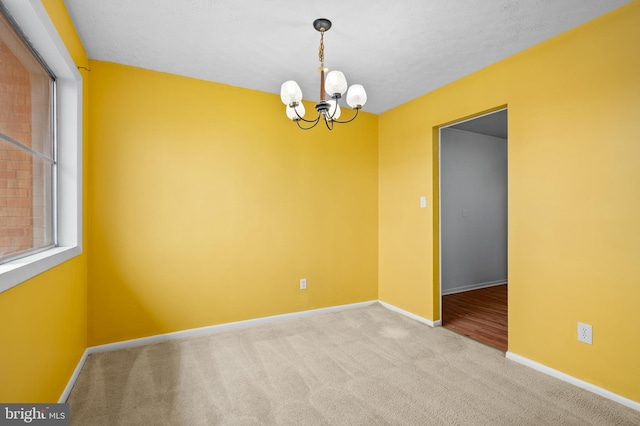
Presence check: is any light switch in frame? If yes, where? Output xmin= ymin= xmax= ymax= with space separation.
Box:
xmin=420 ymin=196 xmax=427 ymax=208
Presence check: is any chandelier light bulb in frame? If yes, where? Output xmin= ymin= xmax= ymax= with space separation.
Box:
xmin=346 ymin=84 xmax=367 ymax=109
xmin=280 ymin=81 xmax=303 ymax=105
xmin=325 ymin=70 xmax=348 ymax=97
xmin=327 ymin=99 xmax=341 ymax=120
xmin=286 ymin=103 xmax=305 ymax=121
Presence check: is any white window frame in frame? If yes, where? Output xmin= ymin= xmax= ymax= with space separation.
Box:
xmin=0 ymin=0 xmax=82 ymax=293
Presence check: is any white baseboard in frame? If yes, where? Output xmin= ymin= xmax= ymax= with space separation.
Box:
xmin=441 ymin=280 xmax=507 ymax=296
xmin=506 ymin=352 xmax=640 ymax=412
xmin=59 ymin=348 xmax=88 ymax=403
xmin=87 ymin=300 xmax=378 ymax=355
xmin=378 ymin=301 xmax=441 ymax=327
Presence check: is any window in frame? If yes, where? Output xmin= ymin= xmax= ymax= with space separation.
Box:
xmin=0 ymin=7 xmax=56 ymax=264
xmin=0 ymin=0 xmax=82 ymax=293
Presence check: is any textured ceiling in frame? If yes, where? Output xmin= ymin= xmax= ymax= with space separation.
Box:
xmin=62 ymin=0 xmax=631 ymax=114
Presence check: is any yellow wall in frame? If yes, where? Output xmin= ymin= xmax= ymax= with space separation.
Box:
xmin=379 ymin=1 xmax=640 ymax=402
xmin=0 ymin=0 xmax=88 ymax=403
xmin=87 ymin=61 xmax=379 ymax=346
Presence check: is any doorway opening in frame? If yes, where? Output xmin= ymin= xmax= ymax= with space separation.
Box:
xmin=439 ymin=108 xmax=508 ymax=351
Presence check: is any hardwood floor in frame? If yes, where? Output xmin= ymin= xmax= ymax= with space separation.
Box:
xmin=442 ymin=284 xmax=508 ymax=351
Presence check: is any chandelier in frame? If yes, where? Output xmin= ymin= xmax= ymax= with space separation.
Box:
xmin=280 ymin=18 xmax=367 ymax=130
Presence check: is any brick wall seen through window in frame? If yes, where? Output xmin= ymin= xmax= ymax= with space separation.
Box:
xmin=0 ymin=11 xmax=54 ymax=262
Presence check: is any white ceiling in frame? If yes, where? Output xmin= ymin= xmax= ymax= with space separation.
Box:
xmin=62 ymin=0 xmax=631 ymax=114
xmin=450 ymin=110 xmax=508 ymax=139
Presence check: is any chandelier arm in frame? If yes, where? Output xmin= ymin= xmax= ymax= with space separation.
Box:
xmin=324 ymin=117 xmax=334 ymax=130
xmin=325 ymin=98 xmax=338 ymax=121
xmin=329 ymin=107 xmax=361 ymax=124
xmin=292 ymin=107 xmax=322 ymax=124
xmin=296 ymin=118 xmax=321 ymax=130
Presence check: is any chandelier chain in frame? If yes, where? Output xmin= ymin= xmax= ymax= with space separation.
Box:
xmin=318 ymin=30 xmax=325 ymax=69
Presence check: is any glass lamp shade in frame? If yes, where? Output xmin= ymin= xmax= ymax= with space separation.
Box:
xmin=280 ymin=81 xmax=303 ymax=105
xmin=327 ymin=99 xmax=341 ymax=120
xmin=286 ymin=103 xmax=305 ymax=120
xmin=346 ymin=84 xmax=367 ymax=108
xmin=325 ymin=70 xmax=347 ymax=97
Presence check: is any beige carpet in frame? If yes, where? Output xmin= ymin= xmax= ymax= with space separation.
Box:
xmin=67 ymin=303 xmax=640 ymax=425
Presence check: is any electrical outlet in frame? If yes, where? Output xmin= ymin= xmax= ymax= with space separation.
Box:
xmin=577 ymin=322 xmax=592 ymax=344
xmin=300 ymin=278 xmax=307 ymax=290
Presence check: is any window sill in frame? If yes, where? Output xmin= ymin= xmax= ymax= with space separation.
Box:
xmin=0 ymin=246 xmax=82 ymax=294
